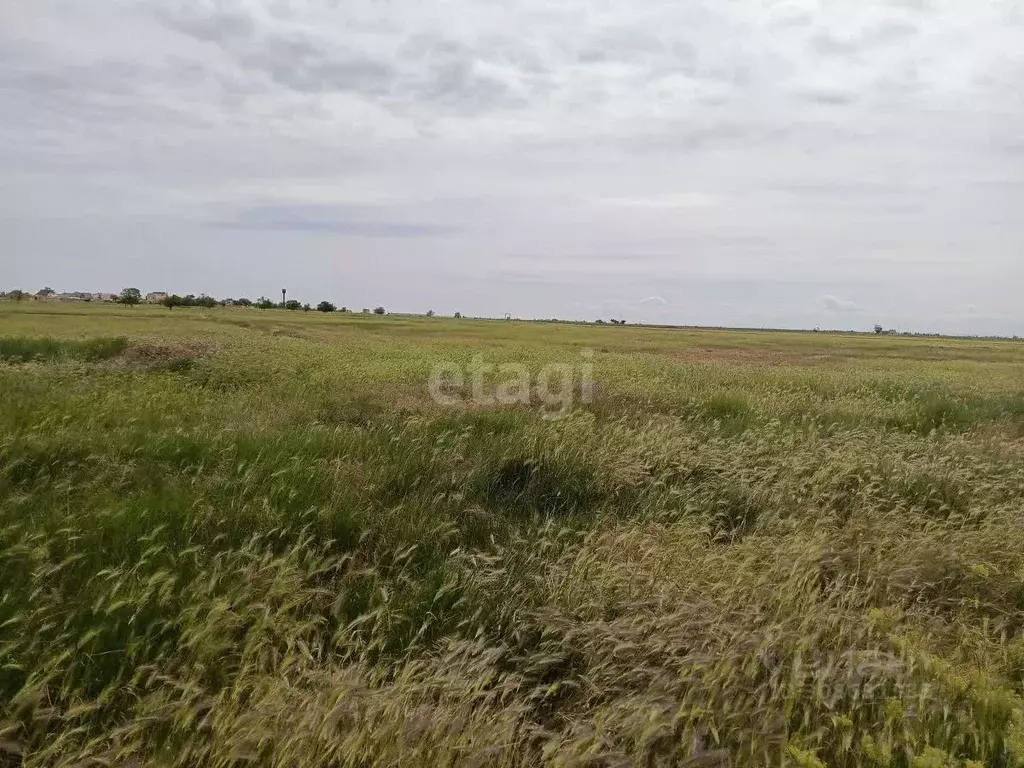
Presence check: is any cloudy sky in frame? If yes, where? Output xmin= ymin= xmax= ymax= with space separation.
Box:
xmin=2 ymin=0 xmax=1022 ymax=333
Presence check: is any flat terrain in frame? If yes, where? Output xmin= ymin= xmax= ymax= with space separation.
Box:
xmin=2 ymin=302 xmax=1024 ymax=767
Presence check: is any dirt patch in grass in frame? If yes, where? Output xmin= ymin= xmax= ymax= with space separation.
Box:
xmin=120 ymin=341 xmax=216 ymax=372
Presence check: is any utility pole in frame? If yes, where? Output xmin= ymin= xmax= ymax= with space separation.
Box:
xmin=281 ymin=288 xmax=286 ymax=307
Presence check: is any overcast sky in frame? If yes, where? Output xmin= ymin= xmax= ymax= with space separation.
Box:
xmin=2 ymin=0 xmax=1022 ymax=333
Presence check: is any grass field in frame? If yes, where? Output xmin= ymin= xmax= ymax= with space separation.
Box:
xmin=2 ymin=301 xmax=1024 ymax=767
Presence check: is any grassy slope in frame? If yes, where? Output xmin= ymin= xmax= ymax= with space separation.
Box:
xmin=2 ymin=302 xmax=1024 ymax=767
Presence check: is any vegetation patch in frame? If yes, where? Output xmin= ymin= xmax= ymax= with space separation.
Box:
xmin=2 ymin=303 xmax=1024 ymax=766
xmin=706 ymin=483 xmax=764 ymax=541
xmin=480 ymin=457 xmax=604 ymax=516
xmin=0 ymin=335 xmax=128 ymax=363
xmin=314 ymin=393 xmax=390 ymax=426
xmin=701 ymin=392 xmax=755 ymax=431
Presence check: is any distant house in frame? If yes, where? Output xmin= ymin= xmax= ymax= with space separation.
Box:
xmin=93 ymin=292 xmax=117 ymax=302
xmin=58 ymin=292 xmax=92 ymax=302
xmin=146 ymin=292 xmax=168 ymax=304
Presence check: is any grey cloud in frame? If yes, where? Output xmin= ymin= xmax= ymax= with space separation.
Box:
xmin=245 ymin=45 xmax=396 ymax=97
xmin=415 ymin=58 xmax=517 ymax=111
xmin=818 ymin=295 xmax=864 ymax=313
xmin=809 ymin=20 xmax=918 ymax=57
xmin=211 ymin=203 xmax=460 ymax=238
xmin=769 ymin=180 xmax=921 ymax=199
xmin=798 ymin=86 xmax=858 ymax=105
xmin=157 ymin=5 xmax=256 ymax=43
xmin=4 ymin=0 xmax=1024 ymax=334
xmin=158 ymin=8 xmax=399 ymax=97
xmin=156 ymin=5 xmax=526 ymax=111
xmin=576 ymin=26 xmax=668 ymax=65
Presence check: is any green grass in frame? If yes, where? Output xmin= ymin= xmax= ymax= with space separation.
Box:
xmin=0 ymin=335 xmax=128 ymax=363
xmin=2 ymin=301 xmax=1024 ymax=766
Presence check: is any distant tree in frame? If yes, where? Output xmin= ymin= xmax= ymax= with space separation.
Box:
xmin=595 ymin=319 xmax=606 ymax=324
xmin=256 ymin=296 xmax=275 ymax=310
xmin=426 ymin=309 xmax=435 ymax=317
xmin=373 ymin=306 xmax=386 ymax=315
xmin=339 ymin=307 xmax=349 ymax=313
xmin=362 ymin=308 xmax=370 ymax=314
xmin=8 ymin=289 xmax=27 ymax=302
xmin=235 ymin=297 xmax=253 ymax=307
xmin=303 ymin=303 xmax=311 ymax=312
xmin=118 ymin=287 xmax=142 ymax=306
xmin=38 ymin=287 xmax=55 ymax=297
xmin=162 ymin=294 xmax=181 ymax=310
xmin=284 ymin=299 xmax=302 ymax=311
xmin=454 ymin=311 xmax=462 ymax=319
xmin=317 ymin=301 xmax=336 ymax=313
xmin=197 ymin=295 xmax=218 ymax=309
xmin=873 ymin=324 xmax=884 ymax=335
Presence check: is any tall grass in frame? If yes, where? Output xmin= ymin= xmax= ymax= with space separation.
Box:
xmin=1 ymin=303 xmax=1024 ymax=766
xmin=0 ymin=336 xmax=128 ymax=363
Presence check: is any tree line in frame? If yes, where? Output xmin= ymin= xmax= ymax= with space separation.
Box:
xmin=1 ymin=286 xmax=397 ymax=314
xmin=159 ymin=293 xmax=388 ymax=314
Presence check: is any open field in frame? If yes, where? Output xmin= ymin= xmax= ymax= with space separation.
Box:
xmin=2 ymin=302 xmax=1024 ymax=767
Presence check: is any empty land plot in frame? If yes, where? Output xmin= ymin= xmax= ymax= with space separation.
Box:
xmin=2 ymin=301 xmax=1024 ymax=766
